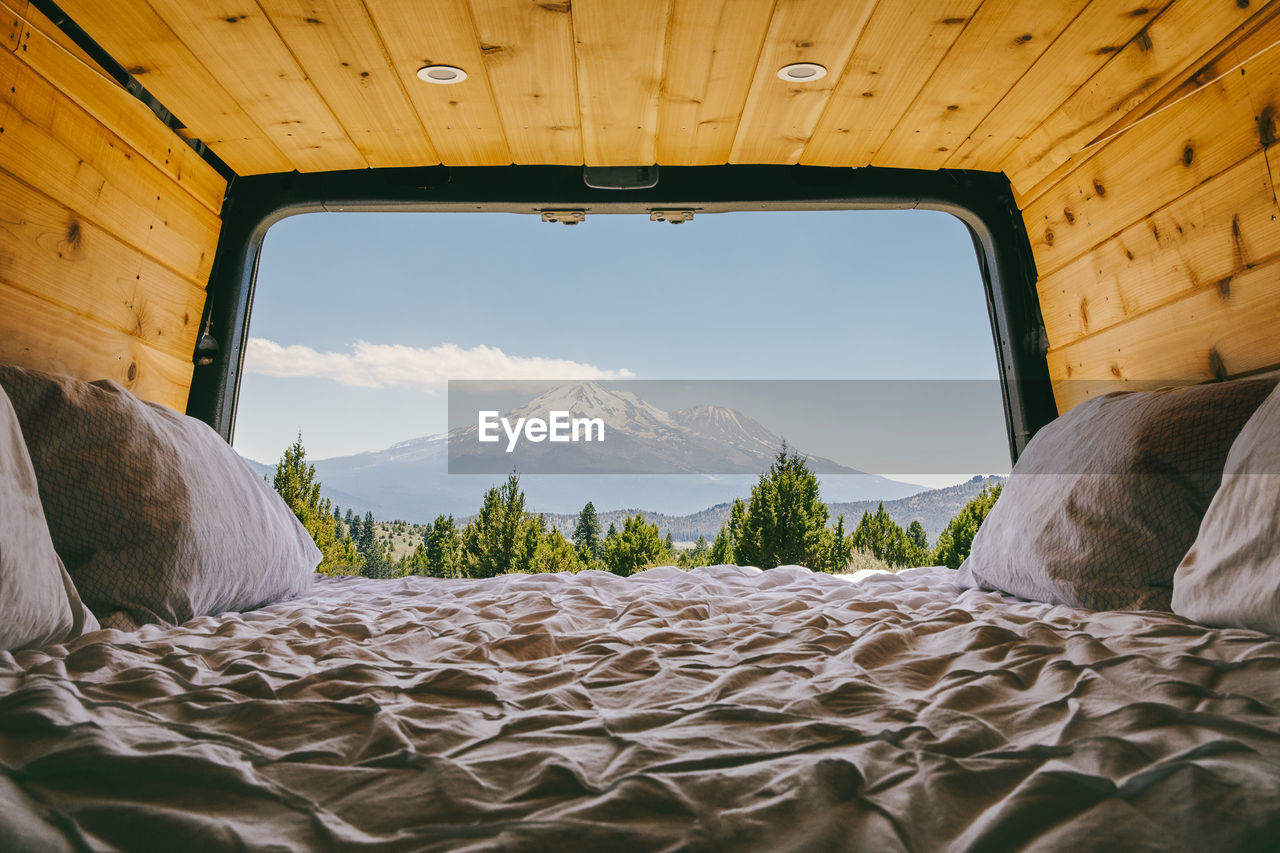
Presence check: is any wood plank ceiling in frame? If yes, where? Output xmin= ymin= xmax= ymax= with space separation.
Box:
xmin=50 ymin=0 xmax=1271 ymax=199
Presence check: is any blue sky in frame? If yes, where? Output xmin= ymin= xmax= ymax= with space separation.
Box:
xmin=234 ymin=208 xmax=1004 ymax=485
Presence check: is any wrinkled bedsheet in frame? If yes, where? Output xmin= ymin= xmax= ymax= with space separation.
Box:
xmin=1 ymin=565 xmax=1278 ymax=851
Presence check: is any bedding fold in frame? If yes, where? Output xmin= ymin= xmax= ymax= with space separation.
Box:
xmin=0 ymin=566 xmax=1277 ymax=851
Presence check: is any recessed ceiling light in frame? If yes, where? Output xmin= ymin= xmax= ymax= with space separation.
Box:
xmin=777 ymin=62 xmax=827 ymax=82
xmin=417 ymin=65 xmax=467 ymax=84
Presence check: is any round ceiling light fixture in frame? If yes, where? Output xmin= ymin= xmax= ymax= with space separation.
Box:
xmin=417 ymin=64 xmax=467 ymax=84
xmin=777 ymin=62 xmax=827 ymax=82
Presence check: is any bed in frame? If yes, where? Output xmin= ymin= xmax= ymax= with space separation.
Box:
xmin=3 ymin=565 xmax=1278 ymax=851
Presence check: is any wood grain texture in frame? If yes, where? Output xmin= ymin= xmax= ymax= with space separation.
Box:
xmin=0 ymin=279 xmax=194 ymax=411
xmin=14 ymin=3 xmax=227 ymax=213
xmin=0 ymin=169 xmax=204 ymax=363
xmin=0 ymin=48 xmax=221 ymax=284
xmin=54 ymin=0 xmax=292 ymax=174
xmin=1048 ymin=257 xmax=1280 ymax=411
xmin=3 ymin=0 xmax=24 ymax=52
xmin=573 ymin=0 xmax=671 ymax=166
xmin=143 ymin=0 xmax=367 ymax=173
xmin=467 ymin=0 xmax=581 ymax=165
xmin=257 ymin=0 xmax=438 ymax=168
xmin=1005 ymin=0 xmax=1269 ymax=198
xmin=1023 ymin=38 xmax=1280 ymax=279
xmin=1036 ymin=151 xmax=1280 ymax=351
xmin=656 ymin=0 xmax=775 ymax=166
xmin=872 ymin=0 xmax=1092 ymax=171
xmin=946 ymin=0 xmax=1161 ymax=172
xmin=731 ymin=0 xmax=876 ymax=165
xmin=802 ymin=0 xmax=979 ymax=167
xmin=365 ymin=0 xmax=511 ymax=166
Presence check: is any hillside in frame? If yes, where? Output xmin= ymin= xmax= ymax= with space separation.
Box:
xmin=537 ymin=475 xmax=1004 ymax=545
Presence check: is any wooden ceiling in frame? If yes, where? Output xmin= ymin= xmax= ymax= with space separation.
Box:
xmin=51 ymin=0 xmax=1273 ymax=197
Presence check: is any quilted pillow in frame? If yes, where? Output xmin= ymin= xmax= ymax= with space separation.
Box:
xmin=957 ymin=378 xmax=1277 ymax=611
xmin=0 ymin=382 xmax=97 ymax=649
xmin=1172 ymin=383 xmax=1280 ymax=632
xmin=0 ymin=365 xmax=318 ymax=629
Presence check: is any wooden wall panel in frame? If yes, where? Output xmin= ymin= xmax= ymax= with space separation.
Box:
xmin=1048 ymin=259 xmax=1280 ymax=411
xmin=256 ymin=0 xmax=438 ymax=168
xmin=0 ymin=3 xmax=224 ymax=411
xmin=802 ymin=0 xmax=980 ymax=168
xmin=1003 ymin=0 xmax=1269 ymax=198
xmin=14 ymin=4 xmax=226 ymax=212
xmin=730 ymin=0 xmax=876 ymax=165
xmin=871 ymin=0 xmax=1091 ymax=170
xmin=944 ymin=0 xmax=1159 ymax=172
xmin=656 ymin=0 xmax=774 ymax=166
xmin=54 ymin=0 xmax=292 ymax=175
xmin=364 ymin=0 xmax=511 ymax=166
xmin=1013 ymin=1 xmax=1280 ymax=413
xmin=142 ymin=0 xmax=368 ymax=173
xmin=573 ymin=0 xmax=671 ymax=166
xmin=467 ymin=0 xmax=582 ymax=165
xmin=1024 ymin=38 xmax=1280 ymax=278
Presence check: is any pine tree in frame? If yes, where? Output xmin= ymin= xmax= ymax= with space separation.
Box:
xmin=678 ymin=534 xmax=711 ymax=569
xmin=460 ymin=473 xmax=540 ymax=578
xmin=572 ymin=501 xmax=603 ymax=562
xmin=934 ymin=483 xmax=1002 ymax=569
xmin=731 ymin=448 xmax=831 ymax=570
xmin=708 ymin=522 xmax=734 ymax=565
xmin=423 ymin=514 xmax=461 ymax=578
xmin=824 ymin=514 xmax=853 ymax=573
xmin=534 ymin=527 xmax=582 ymax=574
xmin=270 ymin=432 xmax=361 ymax=575
xmin=850 ymin=504 xmax=912 ymax=568
xmin=357 ymin=511 xmax=392 ymax=578
xmin=905 ymin=520 xmax=931 ymax=567
xmin=602 ymin=514 xmax=666 ymax=577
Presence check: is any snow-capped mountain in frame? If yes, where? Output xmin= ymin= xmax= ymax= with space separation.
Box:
xmin=446 ymin=381 xmax=862 ymax=475
xmin=269 ymin=382 xmax=927 ymax=520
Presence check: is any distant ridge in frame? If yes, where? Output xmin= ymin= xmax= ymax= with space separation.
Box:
xmin=534 ymin=475 xmax=1005 ymax=545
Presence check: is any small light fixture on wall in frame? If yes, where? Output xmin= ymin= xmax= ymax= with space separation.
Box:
xmin=777 ymin=63 xmax=827 ymax=82
xmin=417 ymin=65 xmax=467 ymax=84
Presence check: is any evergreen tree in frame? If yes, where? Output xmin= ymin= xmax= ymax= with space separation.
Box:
xmin=825 ymin=514 xmax=853 ymax=573
xmin=460 ymin=473 xmax=540 ymax=578
xmin=270 ymin=432 xmax=361 ymax=575
xmin=534 ymin=527 xmax=582 ymax=574
xmin=572 ymin=501 xmax=603 ymax=562
xmin=850 ymin=504 xmax=912 ymax=568
xmin=678 ymin=534 xmax=711 ymax=569
xmin=423 ymin=514 xmax=461 ymax=578
xmin=731 ymin=448 xmax=831 ymax=570
xmin=357 ymin=511 xmax=392 ymax=578
xmin=907 ymin=520 xmax=928 ymax=551
xmin=934 ymin=483 xmax=1002 ymax=569
xmin=708 ymin=522 xmax=734 ymax=565
xmin=905 ymin=520 xmax=931 ymax=567
xmin=602 ymin=514 xmax=666 ymax=577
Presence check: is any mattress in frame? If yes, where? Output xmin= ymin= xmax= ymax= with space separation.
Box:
xmin=1 ymin=565 xmax=1277 ymax=851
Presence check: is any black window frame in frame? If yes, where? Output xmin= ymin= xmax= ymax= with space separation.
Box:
xmin=187 ymin=164 xmax=1056 ymax=463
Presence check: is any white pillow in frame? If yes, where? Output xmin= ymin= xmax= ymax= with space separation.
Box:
xmin=1173 ymin=383 xmax=1280 ymax=632
xmin=958 ymin=378 xmax=1276 ymax=611
xmin=0 ymin=365 xmax=318 ymax=629
xmin=0 ymin=384 xmax=96 ymax=649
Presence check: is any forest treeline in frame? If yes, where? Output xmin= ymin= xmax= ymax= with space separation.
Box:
xmin=271 ymin=435 xmax=1001 ymax=579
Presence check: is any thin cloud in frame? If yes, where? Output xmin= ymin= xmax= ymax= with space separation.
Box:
xmin=244 ymin=338 xmax=635 ymax=390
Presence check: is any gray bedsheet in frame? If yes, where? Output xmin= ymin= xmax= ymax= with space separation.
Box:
xmin=0 ymin=565 xmax=1277 ymax=851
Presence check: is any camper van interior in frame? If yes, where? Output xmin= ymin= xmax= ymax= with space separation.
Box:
xmin=1 ymin=0 xmax=1279 ymax=848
